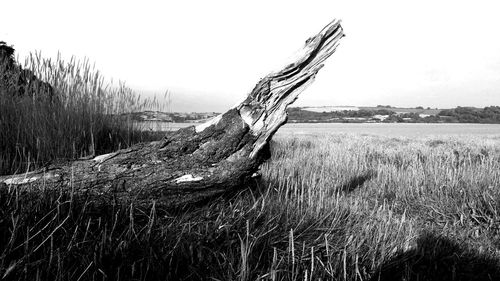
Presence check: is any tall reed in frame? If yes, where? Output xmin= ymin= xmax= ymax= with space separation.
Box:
xmin=0 ymin=51 xmax=162 ymax=175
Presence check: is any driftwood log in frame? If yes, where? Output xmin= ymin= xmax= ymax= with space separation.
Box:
xmin=0 ymin=20 xmax=344 ymax=208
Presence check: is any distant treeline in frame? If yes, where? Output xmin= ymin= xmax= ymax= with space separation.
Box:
xmin=287 ymin=108 xmax=394 ymax=122
xmin=287 ymin=106 xmax=500 ymax=123
xmin=437 ymin=106 xmax=500 ymax=123
xmin=128 ymin=111 xmax=218 ymax=123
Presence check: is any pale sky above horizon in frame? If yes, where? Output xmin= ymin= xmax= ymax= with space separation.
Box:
xmin=2 ymin=0 xmax=500 ymax=112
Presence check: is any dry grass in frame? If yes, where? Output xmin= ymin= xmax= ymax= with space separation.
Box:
xmin=2 ymin=132 xmax=500 ymax=280
xmin=0 ymin=52 xmax=163 ymax=175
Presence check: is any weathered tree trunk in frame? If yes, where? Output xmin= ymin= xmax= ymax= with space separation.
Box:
xmin=0 ymin=20 xmax=344 ymax=208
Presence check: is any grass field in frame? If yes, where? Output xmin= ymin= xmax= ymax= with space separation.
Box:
xmin=2 ymin=132 xmax=500 ymax=280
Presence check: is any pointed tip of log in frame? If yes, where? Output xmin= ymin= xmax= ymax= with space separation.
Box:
xmin=245 ymin=19 xmax=344 ymax=158
xmin=193 ymin=19 xmax=344 ymax=161
xmin=197 ymin=19 xmax=344 ymax=137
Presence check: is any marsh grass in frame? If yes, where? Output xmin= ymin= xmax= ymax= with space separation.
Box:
xmin=0 ymin=52 xmax=163 ymax=175
xmin=1 ymin=133 xmax=500 ymax=280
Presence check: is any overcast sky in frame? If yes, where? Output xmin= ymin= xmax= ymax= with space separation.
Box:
xmin=2 ymin=0 xmax=500 ymax=112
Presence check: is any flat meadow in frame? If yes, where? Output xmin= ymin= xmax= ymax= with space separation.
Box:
xmin=2 ymin=127 xmax=500 ymax=280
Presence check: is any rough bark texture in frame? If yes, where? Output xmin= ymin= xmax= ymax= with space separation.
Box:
xmin=0 ymin=20 xmax=344 ymax=208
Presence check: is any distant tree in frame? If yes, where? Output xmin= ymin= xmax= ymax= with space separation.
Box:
xmin=384 ymin=115 xmax=403 ymax=123
xmin=438 ymin=109 xmax=455 ymax=116
xmin=399 ymin=112 xmax=422 ymax=122
xmin=422 ymin=115 xmax=442 ymax=123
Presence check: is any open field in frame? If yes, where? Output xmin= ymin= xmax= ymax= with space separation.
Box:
xmin=136 ymin=122 xmax=500 ymax=137
xmin=279 ymin=123 xmax=500 ymax=137
xmin=2 ymin=131 xmax=500 ymax=280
